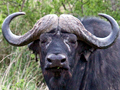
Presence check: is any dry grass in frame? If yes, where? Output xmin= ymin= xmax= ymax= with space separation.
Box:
xmin=0 ymin=46 xmax=48 ymax=90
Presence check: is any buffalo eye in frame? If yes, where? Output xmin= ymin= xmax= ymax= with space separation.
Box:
xmin=40 ymin=33 xmax=49 ymax=45
xmin=40 ymin=38 xmax=47 ymax=44
xmin=68 ymin=35 xmax=77 ymax=45
xmin=69 ymin=39 xmax=77 ymax=45
xmin=40 ymin=36 xmax=52 ymax=49
xmin=67 ymin=34 xmax=78 ymax=48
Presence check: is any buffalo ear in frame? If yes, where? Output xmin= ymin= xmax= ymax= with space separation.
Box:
xmin=82 ymin=48 xmax=95 ymax=61
xmin=77 ymin=41 xmax=94 ymax=61
xmin=28 ymin=39 xmax=40 ymax=62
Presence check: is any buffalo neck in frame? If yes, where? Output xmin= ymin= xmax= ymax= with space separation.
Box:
xmin=66 ymin=55 xmax=89 ymax=90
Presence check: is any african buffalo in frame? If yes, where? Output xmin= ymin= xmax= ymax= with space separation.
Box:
xmin=2 ymin=12 xmax=120 ymax=90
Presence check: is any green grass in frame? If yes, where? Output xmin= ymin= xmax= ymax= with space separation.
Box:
xmin=0 ymin=46 xmax=48 ymax=90
xmin=0 ymin=12 xmax=48 ymax=90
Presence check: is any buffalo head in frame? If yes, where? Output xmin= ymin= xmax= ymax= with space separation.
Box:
xmin=2 ymin=12 xmax=119 ymax=90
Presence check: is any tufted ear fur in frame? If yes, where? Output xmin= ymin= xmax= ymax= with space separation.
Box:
xmin=28 ymin=39 xmax=40 ymax=62
xmin=77 ymin=41 xmax=94 ymax=62
xmin=82 ymin=48 xmax=95 ymax=61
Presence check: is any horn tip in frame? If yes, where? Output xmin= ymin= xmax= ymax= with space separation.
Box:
xmin=98 ymin=13 xmax=106 ymax=16
xmin=18 ymin=12 xmax=26 ymax=15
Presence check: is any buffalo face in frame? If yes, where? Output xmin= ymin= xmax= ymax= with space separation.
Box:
xmin=38 ymin=28 xmax=78 ymax=88
xmin=40 ymin=28 xmax=78 ymax=72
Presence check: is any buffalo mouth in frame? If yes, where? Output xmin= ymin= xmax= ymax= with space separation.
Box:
xmin=45 ymin=66 xmax=69 ymax=73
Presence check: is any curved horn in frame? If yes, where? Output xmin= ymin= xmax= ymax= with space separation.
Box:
xmin=59 ymin=14 xmax=119 ymax=49
xmin=2 ymin=12 xmax=58 ymax=46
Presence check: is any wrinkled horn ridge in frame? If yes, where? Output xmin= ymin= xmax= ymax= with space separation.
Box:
xmin=2 ymin=12 xmax=58 ymax=46
xmin=82 ymin=13 xmax=119 ymax=49
xmin=59 ymin=13 xmax=119 ymax=49
xmin=2 ymin=12 xmax=119 ymax=48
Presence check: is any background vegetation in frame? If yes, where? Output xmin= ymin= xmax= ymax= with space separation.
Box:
xmin=0 ymin=0 xmax=120 ymax=90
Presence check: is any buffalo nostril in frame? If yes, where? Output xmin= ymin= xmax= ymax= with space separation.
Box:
xmin=47 ymin=58 xmax=52 ymax=62
xmin=61 ymin=58 xmax=66 ymax=63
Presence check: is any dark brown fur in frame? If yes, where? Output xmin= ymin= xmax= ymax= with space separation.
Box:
xmin=29 ymin=17 xmax=120 ymax=90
